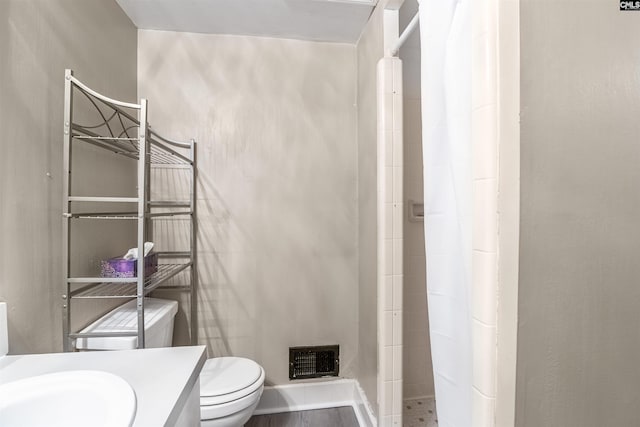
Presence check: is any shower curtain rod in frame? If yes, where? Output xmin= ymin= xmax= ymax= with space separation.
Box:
xmin=390 ymin=9 xmax=420 ymax=56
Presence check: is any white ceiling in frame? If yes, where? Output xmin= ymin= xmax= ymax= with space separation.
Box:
xmin=116 ymin=0 xmax=378 ymax=44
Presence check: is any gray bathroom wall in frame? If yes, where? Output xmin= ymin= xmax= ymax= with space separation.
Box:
xmin=356 ymin=3 xmax=384 ymax=413
xmin=138 ymin=30 xmax=359 ymax=386
xmin=517 ymin=1 xmax=640 ymax=425
xmin=0 ymin=0 xmax=138 ymax=353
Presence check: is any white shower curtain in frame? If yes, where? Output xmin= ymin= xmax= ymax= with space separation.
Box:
xmin=420 ymin=0 xmax=472 ymax=426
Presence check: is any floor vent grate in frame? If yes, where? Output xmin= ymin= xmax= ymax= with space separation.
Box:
xmin=289 ymin=345 xmax=339 ymax=380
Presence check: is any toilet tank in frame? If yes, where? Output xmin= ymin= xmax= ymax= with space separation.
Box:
xmin=75 ymin=297 xmax=178 ymax=351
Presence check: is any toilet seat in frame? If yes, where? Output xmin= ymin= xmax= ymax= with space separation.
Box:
xmin=200 ymin=385 xmax=264 ymax=421
xmin=200 ymin=357 xmax=265 ymax=407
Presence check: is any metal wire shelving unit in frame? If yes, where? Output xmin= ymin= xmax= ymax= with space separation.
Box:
xmin=62 ymin=69 xmax=197 ymax=351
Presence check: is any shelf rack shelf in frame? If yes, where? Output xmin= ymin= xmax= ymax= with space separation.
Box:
xmin=62 ymin=69 xmax=197 ymax=352
xmin=70 ymin=262 xmax=192 ymax=299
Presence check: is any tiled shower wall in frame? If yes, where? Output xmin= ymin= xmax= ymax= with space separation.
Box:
xmin=377 ymin=56 xmax=404 ymax=427
xmin=399 ymin=0 xmax=435 ymax=401
xmin=379 ymin=0 xmax=505 ymax=424
xmin=392 ymin=0 xmax=503 ymax=424
xmin=471 ymin=0 xmax=499 ymax=424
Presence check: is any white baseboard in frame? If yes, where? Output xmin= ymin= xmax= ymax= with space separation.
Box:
xmin=254 ymin=378 xmax=377 ymax=427
xmin=352 ymin=380 xmax=377 ymax=427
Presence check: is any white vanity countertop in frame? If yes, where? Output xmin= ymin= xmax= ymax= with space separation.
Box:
xmin=0 ymin=345 xmax=207 ymax=426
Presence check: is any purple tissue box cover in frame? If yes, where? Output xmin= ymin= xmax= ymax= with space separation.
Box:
xmin=100 ymin=252 xmax=158 ymax=278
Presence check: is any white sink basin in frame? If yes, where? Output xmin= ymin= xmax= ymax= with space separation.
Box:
xmin=0 ymin=370 xmax=136 ymax=427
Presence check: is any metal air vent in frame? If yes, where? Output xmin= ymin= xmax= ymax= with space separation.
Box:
xmin=289 ymin=345 xmax=339 ymax=380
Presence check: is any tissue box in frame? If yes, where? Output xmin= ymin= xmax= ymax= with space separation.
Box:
xmin=100 ymin=252 xmax=158 ymax=278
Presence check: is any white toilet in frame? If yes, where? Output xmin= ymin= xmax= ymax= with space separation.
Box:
xmin=76 ymin=297 xmax=266 ymax=426
xmin=199 ymin=357 xmax=265 ymax=426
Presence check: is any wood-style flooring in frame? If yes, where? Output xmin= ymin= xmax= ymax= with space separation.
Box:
xmin=245 ymin=406 xmax=359 ymax=427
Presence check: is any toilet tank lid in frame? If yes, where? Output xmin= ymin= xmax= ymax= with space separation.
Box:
xmin=76 ymin=298 xmax=178 ymax=338
xmin=200 ymin=357 xmax=263 ymax=398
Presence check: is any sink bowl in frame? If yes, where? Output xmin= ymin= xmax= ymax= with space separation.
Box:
xmin=0 ymin=370 xmax=136 ymax=427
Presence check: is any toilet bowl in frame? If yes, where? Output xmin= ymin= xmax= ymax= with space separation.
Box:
xmin=199 ymin=357 xmax=265 ymax=427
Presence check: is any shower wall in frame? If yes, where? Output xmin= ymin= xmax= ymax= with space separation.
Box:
xmin=137 ymin=31 xmax=359 ymax=386
xmin=0 ymin=0 xmax=138 ymax=354
xmin=399 ymin=0 xmax=435 ymax=400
